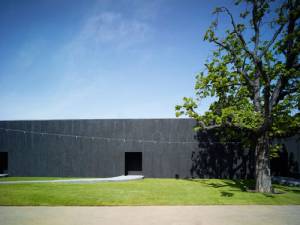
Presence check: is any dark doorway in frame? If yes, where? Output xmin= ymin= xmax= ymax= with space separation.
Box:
xmin=125 ymin=152 xmax=142 ymax=175
xmin=0 ymin=152 xmax=8 ymax=174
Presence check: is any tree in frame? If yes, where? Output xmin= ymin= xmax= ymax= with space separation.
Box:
xmin=176 ymin=0 xmax=300 ymax=193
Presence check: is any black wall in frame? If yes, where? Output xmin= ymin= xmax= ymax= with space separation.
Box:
xmin=0 ymin=119 xmax=299 ymax=178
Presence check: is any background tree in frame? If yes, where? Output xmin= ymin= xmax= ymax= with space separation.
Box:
xmin=176 ymin=0 xmax=300 ymax=193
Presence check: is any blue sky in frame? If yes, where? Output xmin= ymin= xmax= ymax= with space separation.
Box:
xmin=0 ymin=0 xmax=238 ymax=120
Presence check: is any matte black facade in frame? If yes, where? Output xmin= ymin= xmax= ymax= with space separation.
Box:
xmin=0 ymin=119 xmax=299 ymax=178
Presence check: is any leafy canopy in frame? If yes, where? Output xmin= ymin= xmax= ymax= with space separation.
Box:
xmin=176 ymin=0 xmax=300 ymax=138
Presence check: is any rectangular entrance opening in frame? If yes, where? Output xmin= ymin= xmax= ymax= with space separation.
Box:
xmin=125 ymin=152 xmax=142 ymax=175
xmin=0 ymin=152 xmax=8 ymax=174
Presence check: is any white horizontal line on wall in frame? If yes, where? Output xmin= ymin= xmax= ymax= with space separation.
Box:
xmin=0 ymin=128 xmax=241 ymax=145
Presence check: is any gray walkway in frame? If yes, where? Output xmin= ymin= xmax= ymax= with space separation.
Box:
xmin=0 ymin=175 xmax=144 ymax=184
xmin=0 ymin=206 xmax=299 ymax=225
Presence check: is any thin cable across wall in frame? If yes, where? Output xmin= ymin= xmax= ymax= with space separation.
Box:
xmin=0 ymin=127 xmax=241 ymax=145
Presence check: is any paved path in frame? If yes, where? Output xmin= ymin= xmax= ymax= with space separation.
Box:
xmin=0 ymin=175 xmax=144 ymax=185
xmin=0 ymin=206 xmax=299 ymax=225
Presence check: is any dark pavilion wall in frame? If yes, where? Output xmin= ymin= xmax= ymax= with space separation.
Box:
xmin=0 ymin=119 xmax=299 ymax=178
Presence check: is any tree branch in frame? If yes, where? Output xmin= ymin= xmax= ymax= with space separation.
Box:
xmin=253 ymin=78 xmax=262 ymax=112
xmin=270 ymin=77 xmax=284 ymax=110
xmin=220 ymin=6 xmax=269 ymax=84
xmin=198 ymin=121 xmax=223 ymax=130
xmin=269 ymin=1 xmax=300 ymax=111
xmin=252 ymin=0 xmax=260 ymax=55
xmin=220 ymin=7 xmax=257 ymax=61
xmin=198 ymin=120 xmax=232 ymax=129
xmin=260 ymin=3 xmax=285 ymax=58
xmin=212 ymin=39 xmax=254 ymax=87
xmin=211 ymin=38 xmax=263 ymax=112
xmin=260 ymin=24 xmax=285 ymax=58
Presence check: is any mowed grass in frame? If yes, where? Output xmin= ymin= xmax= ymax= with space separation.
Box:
xmin=0 ymin=178 xmax=299 ymax=206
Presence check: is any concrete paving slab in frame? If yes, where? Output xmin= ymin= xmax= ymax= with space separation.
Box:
xmin=0 ymin=206 xmax=299 ymax=225
xmin=0 ymin=175 xmax=144 ymax=185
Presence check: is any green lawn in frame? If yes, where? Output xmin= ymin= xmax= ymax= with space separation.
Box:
xmin=0 ymin=178 xmax=299 ymax=206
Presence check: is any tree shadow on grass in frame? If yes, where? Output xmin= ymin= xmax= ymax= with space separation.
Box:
xmin=263 ymin=193 xmax=275 ymax=198
xmin=220 ymin=191 xmax=234 ymax=197
xmin=288 ymin=189 xmax=300 ymax=193
xmin=186 ymin=178 xmax=255 ymax=192
xmin=275 ymin=185 xmax=300 ymax=194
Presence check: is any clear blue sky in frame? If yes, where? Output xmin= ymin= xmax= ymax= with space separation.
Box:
xmin=0 ymin=0 xmax=239 ymax=120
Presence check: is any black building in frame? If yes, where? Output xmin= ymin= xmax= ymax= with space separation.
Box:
xmin=0 ymin=119 xmax=299 ymax=178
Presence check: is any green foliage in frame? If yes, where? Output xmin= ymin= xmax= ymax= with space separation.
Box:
xmin=270 ymin=143 xmax=282 ymax=158
xmin=176 ymin=0 xmax=300 ymax=141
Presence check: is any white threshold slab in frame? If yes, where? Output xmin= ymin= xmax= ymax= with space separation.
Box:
xmin=0 ymin=175 xmax=144 ymax=185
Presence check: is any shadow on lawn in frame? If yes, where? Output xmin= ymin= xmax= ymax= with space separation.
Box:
xmin=187 ymin=178 xmax=300 ymax=198
xmin=220 ymin=191 xmax=234 ymax=197
xmin=186 ymin=179 xmax=256 ymax=197
xmin=211 ymin=179 xmax=255 ymax=191
xmin=275 ymin=185 xmax=300 ymax=194
xmin=263 ymin=193 xmax=275 ymax=198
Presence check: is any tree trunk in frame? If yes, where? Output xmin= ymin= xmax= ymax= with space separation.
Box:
xmin=255 ymin=133 xmax=272 ymax=193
